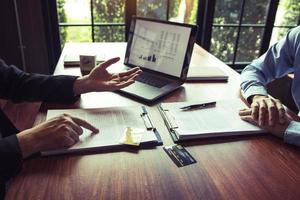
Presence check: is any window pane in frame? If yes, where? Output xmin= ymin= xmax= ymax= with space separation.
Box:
xmin=242 ymin=0 xmax=269 ymax=24
xmin=236 ymin=27 xmax=264 ymax=62
xmin=58 ymin=0 xmax=91 ymax=23
xmin=62 ymin=26 xmax=92 ymax=45
xmin=137 ymin=0 xmax=167 ymax=20
xmin=274 ymin=0 xmax=299 ymax=26
xmin=93 ymin=0 xmax=125 ymax=23
xmin=169 ymin=0 xmax=198 ymax=24
xmin=94 ymin=26 xmax=126 ymax=42
xmin=269 ymin=27 xmax=290 ymax=47
xmin=210 ymin=27 xmax=238 ymax=63
xmin=214 ymin=0 xmax=243 ymax=24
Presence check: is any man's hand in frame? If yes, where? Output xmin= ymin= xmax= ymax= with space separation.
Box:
xmin=239 ymin=108 xmax=292 ymax=138
xmin=243 ymin=95 xmax=286 ymax=127
xmin=73 ymin=57 xmax=142 ymax=95
xmin=17 ymin=114 xmax=99 ymax=158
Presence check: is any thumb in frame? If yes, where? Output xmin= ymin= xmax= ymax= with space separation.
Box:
xmin=241 ymin=115 xmax=258 ymax=126
xmin=239 ymin=108 xmax=252 ymax=116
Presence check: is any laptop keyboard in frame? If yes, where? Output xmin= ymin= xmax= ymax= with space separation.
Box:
xmin=137 ymin=73 xmax=171 ymax=88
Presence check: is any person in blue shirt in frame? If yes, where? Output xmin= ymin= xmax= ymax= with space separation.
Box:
xmin=239 ymin=26 xmax=300 ymax=147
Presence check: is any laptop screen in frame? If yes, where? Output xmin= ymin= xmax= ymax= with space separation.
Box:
xmin=126 ymin=18 xmax=192 ymax=78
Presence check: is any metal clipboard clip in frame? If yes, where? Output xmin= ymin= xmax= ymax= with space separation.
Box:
xmin=158 ymin=104 xmax=178 ymax=129
xmin=158 ymin=104 xmax=180 ymax=142
xmin=141 ymin=106 xmax=154 ymax=130
xmin=140 ymin=106 xmax=163 ymax=145
xmin=164 ymin=110 xmax=178 ymax=129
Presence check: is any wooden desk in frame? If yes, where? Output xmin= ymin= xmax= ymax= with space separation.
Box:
xmin=6 ymin=43 xmax=300 ymax=200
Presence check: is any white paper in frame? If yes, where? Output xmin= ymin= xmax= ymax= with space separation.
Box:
xmin=42 ymin=107 xmax=157 ymax=156
xmin=161 ymin=99 xmax=266 ymax=139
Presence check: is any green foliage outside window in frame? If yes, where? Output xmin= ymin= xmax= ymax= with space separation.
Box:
xmin=277 ymin=0 xmax=300 ymax=39
xmin=93 ymin=0 xmax=125 ymax=42
xmin=57 ymin=0 xmax=198 ymax=47
xmin=57 ymin=0 xmax=299 ymax=66
xmin=57 ymin=0 xmax=67 ymax=48
xmin=211 ymin=0 xmax=269 ymax=63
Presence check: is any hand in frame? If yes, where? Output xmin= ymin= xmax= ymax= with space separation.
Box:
xmin=17 ymin=114 xmax=99 ymax=158
xmin=239 ymin=108 xmax=292 ymax=138
xmin=245 ymin=95 xmax=286 ymax=127
xmin=73 ymin=57 xmax=142 ymax=95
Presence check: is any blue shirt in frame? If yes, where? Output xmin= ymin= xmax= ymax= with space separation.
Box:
xmin=241 ymin=26 xmax=300 ymax=147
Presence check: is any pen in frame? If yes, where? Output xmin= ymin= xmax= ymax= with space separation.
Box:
xmin=180 ymin=101 xmax=216 ymax=110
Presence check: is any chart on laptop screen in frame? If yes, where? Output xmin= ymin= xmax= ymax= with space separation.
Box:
xmin=128 ymin=19 xmax=191 ymax=77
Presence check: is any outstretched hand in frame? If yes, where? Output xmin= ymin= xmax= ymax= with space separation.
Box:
xmin=73 ymin=57 xmax=142 ymax=95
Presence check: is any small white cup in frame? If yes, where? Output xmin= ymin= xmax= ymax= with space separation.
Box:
xmin=80 ymin=55 xmax=96 ymax=75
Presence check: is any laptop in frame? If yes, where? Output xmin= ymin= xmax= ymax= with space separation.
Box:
xmin=118 ymin=16 xmax=198 ymax=103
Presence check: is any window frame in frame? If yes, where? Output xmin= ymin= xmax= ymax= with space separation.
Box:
xmin=57 ymin=0 xmax=300 ymax=70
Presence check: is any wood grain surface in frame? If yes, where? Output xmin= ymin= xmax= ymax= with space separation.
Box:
xmin=5 ymin=43 xmax=300 ymax=200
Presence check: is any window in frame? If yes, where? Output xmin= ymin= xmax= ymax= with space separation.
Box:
xmin=208 ymin=0 xmax=299 ymax=70
xmin=57 ymin=0 xmax=300 ymax=70
xmin=269 ymin=0 xmax=300 ymax=46
xmin=57 ymin=0 xmax=125 ymax=45
xmin=57 ymin=0 xmax=198 ymax=46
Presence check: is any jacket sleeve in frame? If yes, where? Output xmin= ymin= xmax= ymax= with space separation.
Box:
xmin=0 ymin=59 xmax=79 ymax=104
xmin=0 ymin=135 xmax=22 ymax=185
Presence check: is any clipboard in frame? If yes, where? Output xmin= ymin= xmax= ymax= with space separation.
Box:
xmin=41 ymin=106 xmax=162 ymax=156
xmin=158 ymin=104 xmax=180 ymax=143
xmin=158 ymin=99 xmax=266 ymax=142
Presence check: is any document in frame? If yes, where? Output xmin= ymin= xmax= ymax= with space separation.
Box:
xmin=42 ymin=106 xmax=161 ymax=156
xmin=158 ymin=98 xmax=266 ymax=142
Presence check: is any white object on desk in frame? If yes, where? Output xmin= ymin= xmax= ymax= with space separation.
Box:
xmin=119 ymin=127 xmax=144 ymax=146
xmin=63 ymin=53 xmax=106 ymax=67
xmin=80 ymin=55 xmax=96 ymax=75
xmin=187 ymin=66 xmax=228 ymax=81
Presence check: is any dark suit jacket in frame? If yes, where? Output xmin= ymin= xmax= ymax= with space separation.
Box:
xmin=0 ymin=59 xmax=79 ymax=199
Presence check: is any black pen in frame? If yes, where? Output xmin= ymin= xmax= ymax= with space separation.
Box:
xmin=180 ymin=101 xmax=216 ymax=110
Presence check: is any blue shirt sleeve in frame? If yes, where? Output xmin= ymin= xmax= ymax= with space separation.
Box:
xmin=240 ymin=26 xmax=300 ymax=101
xmin=285 ymin=121 xmax=300 ymax=147
xmin=240 ymin=26 xmax=300 ymax=147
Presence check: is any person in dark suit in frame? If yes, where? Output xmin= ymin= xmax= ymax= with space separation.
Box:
xmin=0 ymin=57 xmax=141 ymax=198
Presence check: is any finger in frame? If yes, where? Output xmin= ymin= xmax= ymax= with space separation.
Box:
xmin=114 ymin=79 xmax=135 ymax=89
xmin=265 ymin=98 xmax=277 ymax=127
xmin=240 ymin=115 xmax=258 ymax=126
xmin=63 ymin=117 xmax=84 ymax=135
xmin=258 ymin=100 xmax=267 ymax=126
xmin=67 ymin=129 xmax=80 ymax=143
xmin=275 ymin=99 xmax=286 ymax=124
xmin=119 ymin=70 xmax=142 ymax=82
xmin=98 ymin=57 xmax=120 ymax=69
xmin=251 ymin=101 xmax=259 ymax=121
xmin=119 ymin=67 xmax=142 ymax=76
xmin=239 ymin=108 xmax=252 ymax=116
xmin=62 ymin=136 xmax=76 ymax=147
xmin=111 ymin=73 xmax=140 ymax=90
xmin=71 ymin=117 xmax=99 ymax=133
